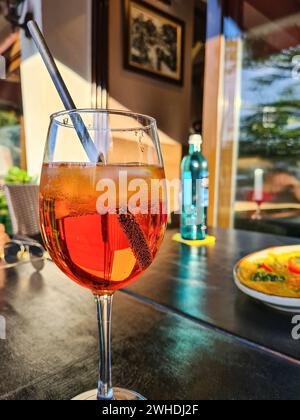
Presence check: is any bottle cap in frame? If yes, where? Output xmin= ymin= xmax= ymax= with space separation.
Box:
xmin=189 ymin=134 xmax=203 ymax=146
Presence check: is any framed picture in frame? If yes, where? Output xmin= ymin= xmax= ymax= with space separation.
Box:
xmin=124 ymin=0 xmax=185 ymax=85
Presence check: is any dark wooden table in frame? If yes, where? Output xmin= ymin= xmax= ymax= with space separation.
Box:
xmin=0 ymin=228 xmax=300 ymax=400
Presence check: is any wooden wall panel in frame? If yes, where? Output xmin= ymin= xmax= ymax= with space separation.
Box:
xmin=202 ymin=0 xmax=224 ymax=227
xmin=217 ymin=39 xmax=242 ymax=228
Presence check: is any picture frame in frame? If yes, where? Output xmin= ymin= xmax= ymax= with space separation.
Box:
xmin=124 ymin=0 xmax=185 ymax=86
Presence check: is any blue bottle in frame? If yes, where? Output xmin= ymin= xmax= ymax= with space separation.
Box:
xmin=181 ymin=134 xmax=209 ymax=240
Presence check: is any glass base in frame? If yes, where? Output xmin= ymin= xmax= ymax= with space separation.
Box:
xmin=72 ymin=388 xmax=147 ymax=401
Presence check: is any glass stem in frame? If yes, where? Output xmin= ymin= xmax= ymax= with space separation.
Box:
xmin=95 ymin=294 xmax=114 ymax=401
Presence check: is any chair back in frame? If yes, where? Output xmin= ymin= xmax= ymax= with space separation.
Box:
xmin=4 ymin=184 xmax=40 ymax=237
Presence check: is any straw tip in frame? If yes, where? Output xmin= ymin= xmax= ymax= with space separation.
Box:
xmin=27 ymin=20 xmax=37 ymax=31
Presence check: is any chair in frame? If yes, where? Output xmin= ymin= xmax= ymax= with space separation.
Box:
xmin=3 ymin=184 xmax=40 ymax=240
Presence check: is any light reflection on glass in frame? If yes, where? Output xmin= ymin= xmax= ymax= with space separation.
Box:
xmin=171 ymin=245 xmax=213 ymax=318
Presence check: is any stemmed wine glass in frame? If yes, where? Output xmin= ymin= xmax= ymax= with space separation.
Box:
xmin=39 ymin=110 xmax=168 ymax=400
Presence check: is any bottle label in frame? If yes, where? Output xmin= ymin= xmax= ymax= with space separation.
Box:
xmin=182 ymin=174 xmax=209 ymax=226
xmin=183 ymin=173 xmax=192 ymax=207
xmin=201 ymin=177 xmax=209 ymax=208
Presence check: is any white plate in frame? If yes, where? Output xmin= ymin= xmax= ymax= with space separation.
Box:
xmin=234 ymin=246 xmax=300 ymax=314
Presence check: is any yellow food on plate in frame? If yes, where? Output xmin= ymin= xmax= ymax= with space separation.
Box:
xmin=236 ymin=246 xmax=300 ymax=298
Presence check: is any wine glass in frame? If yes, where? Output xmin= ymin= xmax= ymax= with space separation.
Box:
xmin=39 ymin=110 xmax=168 ymax=400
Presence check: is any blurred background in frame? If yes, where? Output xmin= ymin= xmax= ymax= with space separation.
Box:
xmin=0 ymin=0 xmax=300 ymax=238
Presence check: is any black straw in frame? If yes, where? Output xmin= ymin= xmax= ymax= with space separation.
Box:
xmin=27 ymin=20 xmax=101 ymax=163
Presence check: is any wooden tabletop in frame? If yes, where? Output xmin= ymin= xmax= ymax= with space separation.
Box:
xmin=0 ymin=228 xmax=300 ymax=400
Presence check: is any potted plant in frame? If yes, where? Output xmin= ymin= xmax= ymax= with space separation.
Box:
xmin=4 ymin=166 xmax=33 ymax=184
xmin=0 ymin=167 xmax=34 ymax=234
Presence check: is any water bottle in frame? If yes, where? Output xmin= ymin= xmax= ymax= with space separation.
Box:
xmin=181 ymin=134 xmax=209 ymax=240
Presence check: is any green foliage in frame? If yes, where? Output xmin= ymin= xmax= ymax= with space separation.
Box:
xmin=0 ymin=191 xmax=12 ymax=235
xmin=239 ymin=101 xmax=300 ymax=157
xmin=0 ymin=166 xmax=34 ymax=234
xmin=0 ymin=191 xmax=8 ymax=213
xmin=239 ymin=40 xmax=300 ymax=159
xmin=0 ymin=111 xmax=19 ymax=128
xmin=4 ymin=167 xmax=33 ymax=184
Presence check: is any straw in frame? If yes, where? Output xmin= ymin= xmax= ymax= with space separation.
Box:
xmin=27 ymin=20 xmax=153 ymax=270
xmin=27 ymin=20 xmax=101 ymax=163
